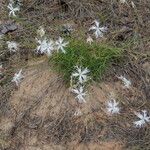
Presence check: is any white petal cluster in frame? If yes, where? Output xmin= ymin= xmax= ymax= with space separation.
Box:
xmin=118 ymin=75 xmax=131 ymax=88
xmin=36 ymin=38 xmax=54 ymax=56
xmin=46 ymin=40 xmax=55 ymax=56
xmin=70 ymin=66 xmax=90 ymax=103
xmin=72 ymin=66 xmax=90 ymax=84
xmin=36 ymin=38 xmax=47 ymax=53
xmin=12 ymin=69 xmax=24 ymax=86
xmin=106 ymin=99 xmax=120 ymax=114
xmin=7 ymin=41 xmax=19 ymax=52
xmin=134 ymin=110 xmax=150 ymax=128
xmin=72 ymin=86 xmax=87 ymax=103
xmin=89 ymin=20 xmax=107 ymax=38
xmin=55 ymin=37 xmax=69 ymax=53
xmin=7 ymin=0 xmax=21 ymax=17
xmin=36 ymin=27 xmax=69 ymax=56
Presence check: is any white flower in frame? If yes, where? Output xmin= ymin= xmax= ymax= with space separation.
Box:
xmin=37 ymin=26 xmax=45 ymax=37
xmin=36 ymin=38 xmax=48 ymax=54
xmin=118 ymin=75 xmax=131 ymax=88
xmin=89 ymin=20 xmax=107 ymax=38
xmin=55 ymin=37 xmax=69 ymax=53
xmin=72 ymin=66 xmax=90 ymax=84
xmin=7 ymin=3 xmax=20 ymax=17
xmin=12 ymin=69 xmax=24 ymax=86
xmin=106 ymin=99 xmax=120 ymax=114
xmin=72 ymin=86 xmax=87 ymax=103
xmin=86 ymin=36 xmax=93 ymax=45
xmin=134 ymin=110 xmax=150 ymax=128
xmin=0 ymin=64 xmax=3 ymax=75
xmin=36 ymin=38 xmax=54 ymax=56
xmin=7 ymin=41 xmax=19 ymax=52
xmin=45 ymin=40 xmax=54 ymax=56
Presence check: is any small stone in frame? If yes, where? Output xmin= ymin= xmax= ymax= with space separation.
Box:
xmin=0 ymin=22 xmax=18 ymax=35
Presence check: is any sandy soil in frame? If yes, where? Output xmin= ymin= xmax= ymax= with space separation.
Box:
xmin=1 ymin=58 xmax=124 ymax=150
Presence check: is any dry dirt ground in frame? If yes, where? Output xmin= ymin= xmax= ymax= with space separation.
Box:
xmin=0 ymin=57 xmax=125 ymax=150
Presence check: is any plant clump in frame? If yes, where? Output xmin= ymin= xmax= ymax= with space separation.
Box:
xmin=50 ymin=39 xmax=123 ymax=83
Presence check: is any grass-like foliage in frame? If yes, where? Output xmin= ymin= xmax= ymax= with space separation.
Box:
xmin=50 ymin=39 xmax=123 ymax=83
